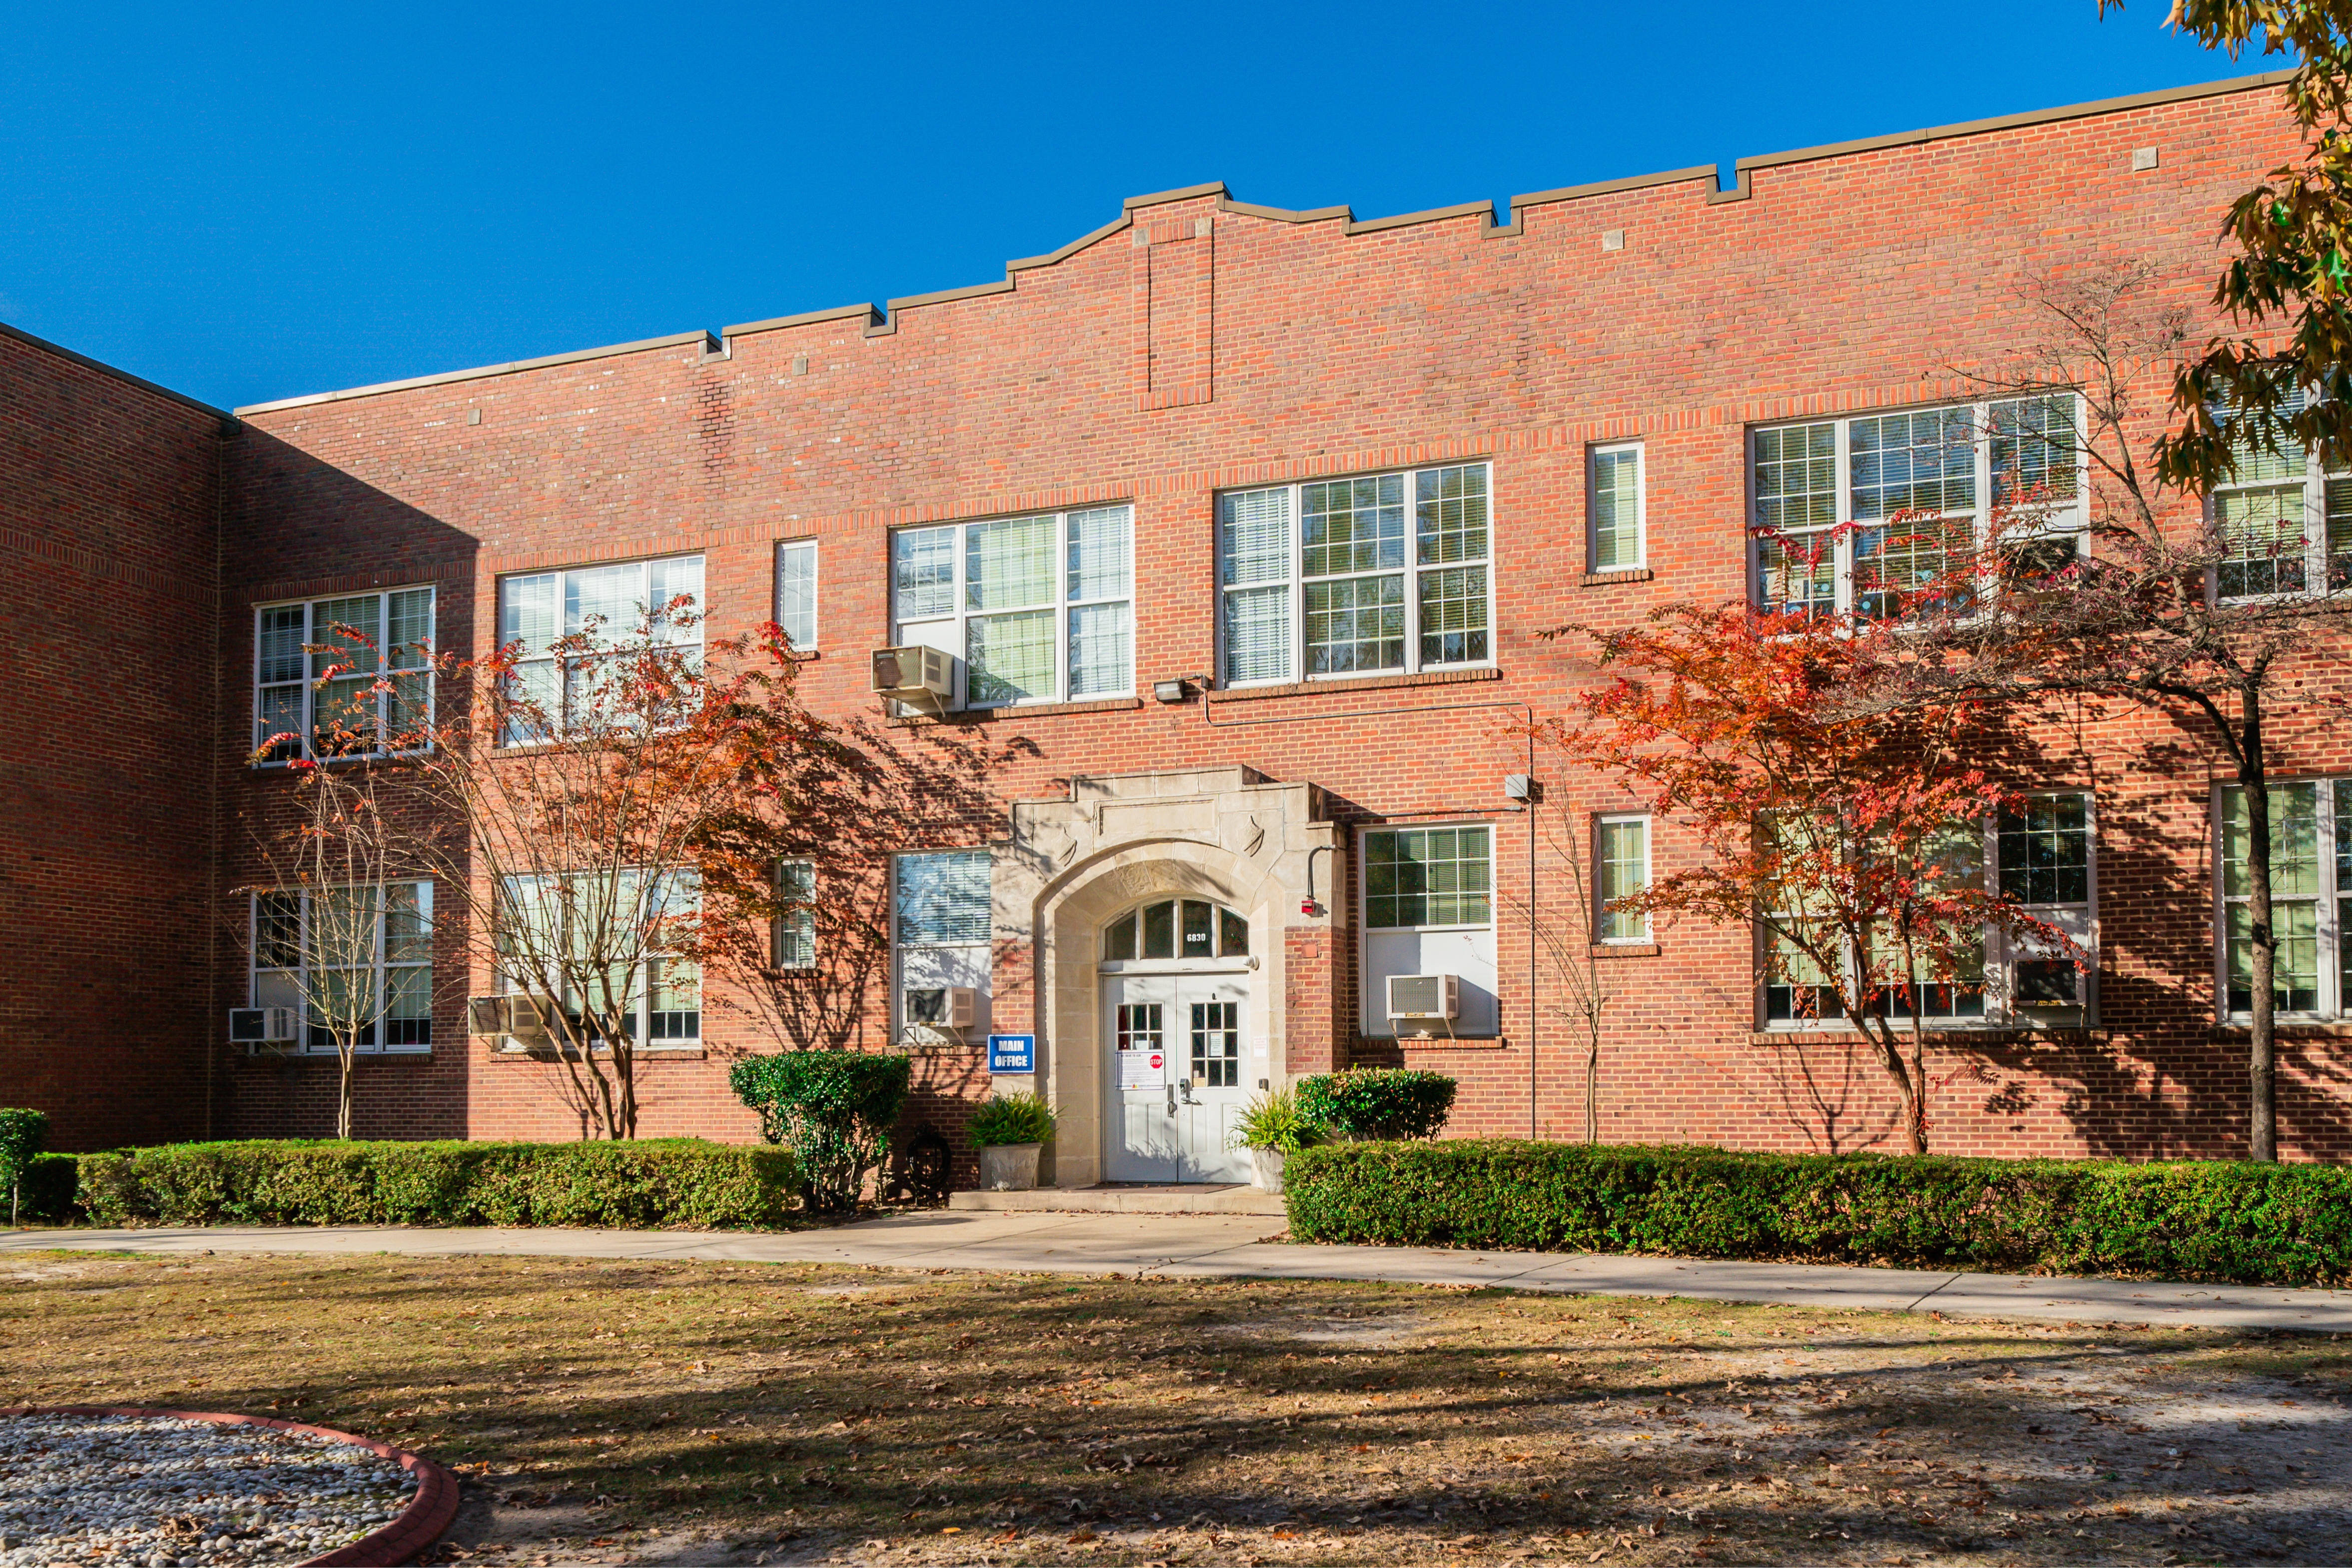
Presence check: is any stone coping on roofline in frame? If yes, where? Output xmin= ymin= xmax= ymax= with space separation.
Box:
xmin=230 ymin=69 xmax=2294 ymax=418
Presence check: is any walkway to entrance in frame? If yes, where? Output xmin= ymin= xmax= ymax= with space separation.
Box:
xmin=6 ymin=1216 xmax=2348 ymax=1332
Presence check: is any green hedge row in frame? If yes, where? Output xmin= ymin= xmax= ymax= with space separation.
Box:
xmin=59 ymin=1139 xmax=797 ymax=1230
xmin=18 ymin=1152 xmax=80 ymax=1223
xmin=1283 ymin=1140 xmax=2352 ymax=1289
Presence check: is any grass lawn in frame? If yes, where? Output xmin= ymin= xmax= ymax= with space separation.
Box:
xmin=4 ymin=1249 xmax=2348 ymax=1567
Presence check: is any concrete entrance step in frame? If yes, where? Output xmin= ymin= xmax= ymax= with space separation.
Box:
xmin=948 ymin=1182 xmax=1286 ymax=1216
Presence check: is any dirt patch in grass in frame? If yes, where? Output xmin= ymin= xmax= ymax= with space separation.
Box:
xmin=2 ymin=1251 xmax=2347 ymax=1566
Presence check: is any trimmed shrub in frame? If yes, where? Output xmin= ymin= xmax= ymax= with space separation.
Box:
xmin=18 ymin=1152 xmax=79 ymax=1224
xmin=68 ymin=1138 xmax=796 ymax=1230
xmin=968 ymin=1092 xmax=1056 ymax=1148
xmin=1283 ymin=1139 xmax=2352 ymax=1288
xmin=1295 ymin=1069 xmax=1456 ymax=1141
xmin=729 ymin=1051 xmax=911 ymax=1212
xmin=0 ymin=1107 xmax=47 ymax=1223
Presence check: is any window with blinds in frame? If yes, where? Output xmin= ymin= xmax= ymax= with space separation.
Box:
xmin=2208 ymin=394 xmax=2352 ymax=599
xmin=895 ymin=851 xmax=992 ymax=946
xmin=1217 ymin=462 xmax=1492 ymax=685
xmin=890 ymin=506 xmax=1132 ymax=707
xmin=1591 ymin=445 xmax=1644 ymax=571
xmin=776 ymin=540 xmax=817 ymax=650
xmin=254 ymin=586 xmax=436 ymax=763
xmin=775 ymin=859 xmax=816 ymax=970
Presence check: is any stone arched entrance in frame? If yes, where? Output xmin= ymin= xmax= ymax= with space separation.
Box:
xmin=1001 ymin=768 xmax=1339 ymax=1188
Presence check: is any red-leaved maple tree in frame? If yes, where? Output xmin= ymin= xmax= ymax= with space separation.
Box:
xmin=1544 ymin=598 xmax=2074 ymax=1154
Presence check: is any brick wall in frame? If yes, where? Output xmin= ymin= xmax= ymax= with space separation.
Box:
xmin=0 ymin=329 xmax=226 ymax=1151
xmin=29 ymin=74 xmax=2352 ymax=1165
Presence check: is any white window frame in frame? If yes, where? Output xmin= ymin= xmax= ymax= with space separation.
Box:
xmin=249 ymin=881 xmax=434 ymax=1054
xmin=775 ymin=858 xmax=816 ymax=971
xmin=1216 ymin=462 xmax=1496 ymax=688
xmin=1357 ymin=821 xmax=1499 ymax=1038
xmin=1757 ymin=792 xmax=2099 ymax=1032
xmin=2212 ymin=778 xmax=2349 ymax=1022
xmin=252 ymin=585 xmax=437 ymax=764
xmin=494 ymin=870 xmax=702 ymax=1050
xmin=1749 ymin=396 xmax=2087 ymax=618
xmin=776 ymin=539 xmax=818 ymax=651
xmin=889 ymin=507 xmax=1133 ymax=709
xmin=1595 ymin=813 xmax=1651 ymax=943
xmin=2207 ymin=428 xmax=2352 ymax=602
xmin=496 ymin=554 xmax=704 ymax=744
xmin=892 ymin=850 xmax=993 ymax=1041
xmin=1590 ymin=443 xmax=1646 ymax=572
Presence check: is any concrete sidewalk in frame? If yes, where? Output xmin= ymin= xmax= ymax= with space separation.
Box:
xmin=8 ymin=1211 xmax=2350 ymax=1332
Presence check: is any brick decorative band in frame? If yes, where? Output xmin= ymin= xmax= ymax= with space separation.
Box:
xmin=0 ymin=1406 xmax=460 ymax=1567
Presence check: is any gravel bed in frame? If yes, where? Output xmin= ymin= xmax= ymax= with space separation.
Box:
xmin=0 ymin=1413 xmax=418 ymax=1567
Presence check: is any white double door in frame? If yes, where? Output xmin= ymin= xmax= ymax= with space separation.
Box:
xmin=1103 ymin=971 xmax=1251 ymax=1183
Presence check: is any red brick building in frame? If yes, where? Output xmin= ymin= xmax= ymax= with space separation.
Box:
xmin=8 ymin=71 xmax=2351 ymax=1171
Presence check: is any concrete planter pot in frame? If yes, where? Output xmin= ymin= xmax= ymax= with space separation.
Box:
xmin=977 ymin=1142 xmax=1042 ymax=1192
xmin=1249 ymin=1146 xmax=1288 ymax=1194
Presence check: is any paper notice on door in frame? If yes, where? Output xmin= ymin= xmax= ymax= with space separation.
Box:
xmin=1118 ymin=1049 xmax=1167 ymax=1090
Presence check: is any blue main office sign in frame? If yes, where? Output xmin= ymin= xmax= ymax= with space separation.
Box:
xmin=987 ymin=1033 xmax=1036 ymax=1074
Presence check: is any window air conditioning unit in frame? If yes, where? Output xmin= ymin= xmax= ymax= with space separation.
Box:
xmin=906 ymin=986 xmax=977 ymax=1031
xmin=2013 ymin=960 xmax=2080 ymax=1009
xmin=468 ymin=994 xmax=560 ymax=1047
xmin=1387 ymin=973 xmax=1461 ymax=1023
xmin=229 ymin=1007 xmax=298 ymax=1044
xmin=871 ymin=645 xmax=953 ymax=710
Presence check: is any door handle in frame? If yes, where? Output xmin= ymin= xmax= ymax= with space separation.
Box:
xmin=1165 ymin=1084 xmax=1176 ymax=1117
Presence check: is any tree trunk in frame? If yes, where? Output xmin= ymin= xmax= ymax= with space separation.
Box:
xmin=1584 ymin=1026 xmax=1601 ymax=1144
xmin=337 ymin=1038 xmax=356 ymax=1141
xmin=1852 ymin=1011 xmax=1929 ymax=1157
xmin=2240 ymin=685 xmax=2277 ymax=1163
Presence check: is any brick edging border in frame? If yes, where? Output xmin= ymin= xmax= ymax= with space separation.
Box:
xmin=0 ymin=1406 xmax=461 ymax=1567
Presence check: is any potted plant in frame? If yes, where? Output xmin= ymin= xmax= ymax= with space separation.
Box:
xmin=968 ymin=1091 xmax=1056 ymax=1191
xmin=1227 ymin=1086 xmax=1323 ymax=1193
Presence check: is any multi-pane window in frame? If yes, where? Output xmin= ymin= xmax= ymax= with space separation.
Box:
xmin=894 ymin=850 xmax=992 ymax=1038
xmin=1101 ymin=900 xmax=1250 ymax=962
xmin=2210 ymin=410 xmax=2352 ymax=598
xmin=774 ymin=859 xmax=816 ymax=970
xmin=1218 ymin=463 xmax=1492 ymax=685
xmin=1365 ymin=826 xmax=1492 ymax=928
xmin=1762 ymin=793 xmax=2096 ymax=1027
xmin=1360 ymin=824 xmax=1499 ymax=1036
xmin=1591 ymin=444 xmax=1644 ymax=571
xmin=776 ymin=540 xmax=818 ymax=650
xmin=891 ymin=507 xmax=1131 ymax=707
xmin=250 ymin=883 xmax=433 ymax=1052
xmin=254 ymin=588 xmax=435 ymax=761
xmin=1752 ymin=397 xmax=2081 ymax=618
xmin=497 ymin=870 xmax=700 ymax=1047
xmin=1763 ymin=922 xmax=1839 ymax=1023
xmin=2218 ymin=780 xmax=2352 ymax=1018
xmin=498 ymin=556 xmax=704 ymax=743
xmin=1596 ymin=815 xmax=1651 ymax=942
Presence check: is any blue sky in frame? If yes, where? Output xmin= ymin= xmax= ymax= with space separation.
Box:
xmin=1 ymin=1 xmax=2263 ymax=410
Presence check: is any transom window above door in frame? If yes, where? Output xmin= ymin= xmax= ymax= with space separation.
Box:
xmin=1217 ymin=462 xmax=1493 ymax=685
xmin=1101 ymin=900 xmax=1249 ymax=963
xmin=891 ymin=506 xmax=1133 ymax=708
